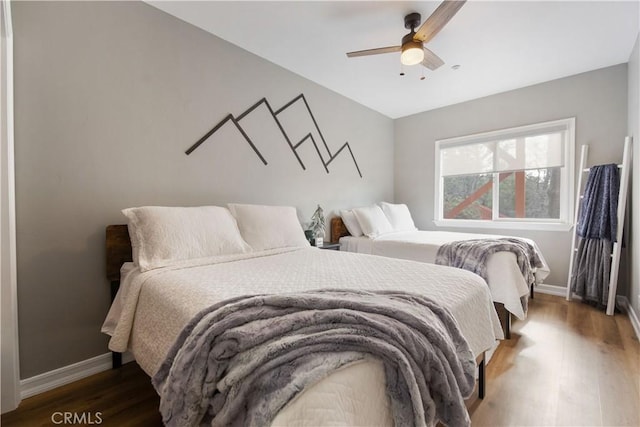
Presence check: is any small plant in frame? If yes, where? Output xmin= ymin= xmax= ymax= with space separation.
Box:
xmin=309 ymin=205 xmax=326 ymax=240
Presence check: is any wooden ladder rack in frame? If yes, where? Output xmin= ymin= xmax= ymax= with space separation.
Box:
xmin=566 ymin=137 xmax=632 ymax=315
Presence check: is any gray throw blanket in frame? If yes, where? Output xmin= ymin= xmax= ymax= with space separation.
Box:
xmin=435 ymin=238 xmax=543 ymax=315
xmin=577 ymin=163 xmax=619 ymax=242
xmin=570 ymin=238 xmax=613 ymax=306
xmin=152 ymin=289 xmax=476 ymax=427
xmin=435 ymin=238 xmax=543 ymax=287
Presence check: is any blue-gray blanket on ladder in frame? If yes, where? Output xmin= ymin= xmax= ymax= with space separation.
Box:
xmin=152 ymin=289 xmax=476 ymax=427
xmin=571 ymin=163 xmax=620 ymax=306
xmin=577 ymin=163 xmax=619 ymax=242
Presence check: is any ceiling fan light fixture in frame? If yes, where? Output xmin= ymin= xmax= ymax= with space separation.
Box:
xmin=400 ymin=35 xmax=424 ymax=66
xmin=400 ymin=41 xmax=424 ymax=66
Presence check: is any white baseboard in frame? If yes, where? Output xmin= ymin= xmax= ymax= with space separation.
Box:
xmin=617 ymin=296 xmax=640 ymax=341
xmin=535 ymin=283 xmax=568 ymax=297
xmin=20 ymin=352 xmax=134 ymax=399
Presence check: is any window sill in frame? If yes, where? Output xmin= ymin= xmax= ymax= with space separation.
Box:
xmin=433 ymin=219 xmax=573 ymax=232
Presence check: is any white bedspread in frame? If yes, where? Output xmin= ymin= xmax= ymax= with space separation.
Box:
xmin=103 ymin=247 xmax=502 ymax=426
xmin=340 ymin=231 xmax=550 ymax=320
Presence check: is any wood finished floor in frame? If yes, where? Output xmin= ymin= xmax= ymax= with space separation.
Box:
xmin=2 ymin=294 xmax=639 ymax=427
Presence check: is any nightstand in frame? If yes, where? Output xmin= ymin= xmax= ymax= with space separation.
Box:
xmin=317 ymin=242 xmax=340 ymax=251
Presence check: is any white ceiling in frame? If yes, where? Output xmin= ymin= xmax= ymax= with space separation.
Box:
xmin=149 ymin=1 xmax=640 ymax=119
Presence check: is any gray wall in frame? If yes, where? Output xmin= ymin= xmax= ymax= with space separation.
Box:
xmin=12 ymin=1 xmax=393 ymax=378
xmin=629 ymin=34 xmax=639 ymax=316
xmin=394 ymin=65 xmax=629 ymax=287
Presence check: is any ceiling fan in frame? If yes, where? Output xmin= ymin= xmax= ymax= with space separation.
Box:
xmin=346 ymin=0 xmax=466 ymax=72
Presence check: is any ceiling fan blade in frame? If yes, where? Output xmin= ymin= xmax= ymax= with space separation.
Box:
xmin=346 ymin=46 xmax=401 ymax=58
xmin=414 ymin=0 xmax=466 ymax=44
xmin=421 ymin=47 xmax=445 ymax=70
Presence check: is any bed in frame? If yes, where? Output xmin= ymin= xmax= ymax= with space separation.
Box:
xmin=102 ymin=205 xmax=503 ymax=427
xmin=331 ymin=208 xmax=550 ymax=338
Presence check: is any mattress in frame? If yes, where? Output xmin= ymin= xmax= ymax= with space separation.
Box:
xmin=103 ymin=247 xmax=502 ymax=426
xmin=340 ymin=231 xmax=550 ymax=320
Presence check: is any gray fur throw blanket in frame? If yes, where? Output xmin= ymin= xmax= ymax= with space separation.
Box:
xmin=570 ymin=238 xmax=613 ymax=307
xmin=152 ymin=289 xmax=476 ymax=427
xmin=435 ymin=237 xmax=543 ymax=287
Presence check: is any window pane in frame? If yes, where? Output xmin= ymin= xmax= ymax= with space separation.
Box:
xmin=497 ymin=168 xmax=561 ymax=219
xmin=498 ymin=173 xmax=517 ymax=218
xmin=441 ymin=142 xmax=494 ymax=176
xmin=525 ymin=167 xmax=561 ymax=219
xmin=443 ymin=174 xmax=493 ymax=220
xmin=495 ymin=139 xmax=518 ymax=172
xmin=524 ymin=133 xmax=564 ymax=169
xmin=496 ymin=133 xmax=564 ymax=172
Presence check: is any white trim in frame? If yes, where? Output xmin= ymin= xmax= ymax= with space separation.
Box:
xmin=20 ymin=352 xmax=135 ymax=399
xmin=433 ymin=219 xmax=573 ymax=232
xmin=565 ymin=118 xmax=576 ymax=227
xmin=617 ymin=296 xmax=640 ymax=341
xmin=0 ymin=0 xmax=20 ymax=414
xmin=535 ymin=283 xmax=569 ymax=297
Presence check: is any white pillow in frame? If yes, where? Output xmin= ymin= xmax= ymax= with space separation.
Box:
xmin=340 ymin=209 xmax=364 ymax=237
xmin=379 ymin=202 xmax=418 ymax=232
xmin=122 ymin=206 xmax=250 ymax=272
xmin=228 ymin=204 xmax=310 ymax=251
xmin=352 ymin=205 xmax=394 ymax=238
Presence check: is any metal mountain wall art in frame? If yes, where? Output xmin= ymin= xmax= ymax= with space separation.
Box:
xmin=185 ymin=94 xmax=362 ymax=178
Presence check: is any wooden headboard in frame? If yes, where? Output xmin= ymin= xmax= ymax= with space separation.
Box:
xmin=106 ymin=225 xmax=132 ymax=282
xmin=330 ymin=216 xmax=351 ymax=243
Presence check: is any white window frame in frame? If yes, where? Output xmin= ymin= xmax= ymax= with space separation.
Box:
xmin=434 ymin=118 xmax=575 ymax=232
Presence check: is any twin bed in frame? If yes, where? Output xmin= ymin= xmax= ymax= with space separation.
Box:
xmin=331 ymin=216 xmax=550 ymax=338
xmin=101 ymin=203 xmax=545 ymax=426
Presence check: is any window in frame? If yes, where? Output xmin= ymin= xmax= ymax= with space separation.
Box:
xmin=434 ymin=118 xmax=575 ymax=231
